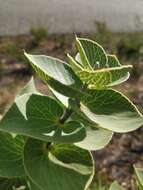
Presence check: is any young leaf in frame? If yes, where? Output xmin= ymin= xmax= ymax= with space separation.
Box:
xmin=24 ymin=139 xmax=94 ymax=190
xmin=0 ymin=132 xmax=25 ymax=178
xmin=68 ymin=54 xmax=132 ymax=89
xmin=76 ymin=37 xmax=108 ymax=69
xmin=68 ymin=38 xmax=132 ymax=89
xmin=109 ymin=181 xmax=124 ymax=190
xmin=80 ymin=89 xmax=143 ymax=133
xmin=76 ymin=65 xmax=132 ymax=89
xmin=24 ymin=53 xmax=83 ymax=97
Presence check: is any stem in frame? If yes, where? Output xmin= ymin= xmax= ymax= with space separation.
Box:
xmin=59 ymin=84 xmax=87 ymax=124
xmin=59 ymin=108 xmax=73 ymax=124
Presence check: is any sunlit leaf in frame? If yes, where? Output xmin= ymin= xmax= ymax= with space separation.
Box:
xmin=68 ymin=54 xmax=132 ymax=89
xmin=76 ymin=37 xmax=107 ymax=69
xmin=72 ymin=113 xmax=113 ymax=150
xmin=80 ymin=89 xmax=143 ymax=132
xmin=77 ymin=65 xmax=132 ymax=89
xmin=0 ymin=94 xmax=86 ymax=143
xmin=24 ymin=53 xmax=83 ymax=97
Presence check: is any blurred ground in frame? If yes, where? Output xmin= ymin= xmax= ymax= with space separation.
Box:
xmin=0 ymin=27 xmax=143 ymax=189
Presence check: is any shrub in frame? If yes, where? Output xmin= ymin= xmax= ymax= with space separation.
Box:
xmin=0 ymin=37 xmax=143 ymax=190
xmin=30 ymin=27 xmax=48 ymax=46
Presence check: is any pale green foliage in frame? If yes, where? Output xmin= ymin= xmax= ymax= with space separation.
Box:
xmin=0 ymin=37 xmax=143 ymax=190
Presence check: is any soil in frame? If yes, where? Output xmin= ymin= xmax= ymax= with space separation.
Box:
xmin=0 ymin=34 xmax=143 ymax=189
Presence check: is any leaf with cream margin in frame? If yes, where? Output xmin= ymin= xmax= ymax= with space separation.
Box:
xmin=80 ymin=89 xmax=143 ymax=133
xmin=76 ymin=37 xmax=108 ymax=69
xmin=68 ymin=38 xmax=131 ymax=89
xmin=50 ymin=87 xmax=69 ymax=108
xmin=50 ymin=86 xmax=113 ymax=151
xmin=0 ymin=79 xmax=35 ymax=178
xmin=75 ymin=53 xmax=120 ymax=68
xmin=0 ymin=78 xmax=86 ymax=143
xmin=50 ymin=89 xmax=113 ymax=151
xmin=24 ymin=139 xmax=94 ymax=190
xmin=15 ymin=77 xmax=38 ymax=119
xmin=0 ymin=94 xmax=86 ymax=143
xmin=68 ymin=54 xmax=132 ymax=89
xmin=24 ymin=53 xmax=83 ymax=98
xmin=75 ymin=127 xmax=113 ymax=151
xmin=72 ymin=113 xmax=113 ymax=151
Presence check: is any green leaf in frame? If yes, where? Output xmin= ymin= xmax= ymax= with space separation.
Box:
xmin=76 ymin=37 xmax=108 ymax=69
xmin=80 ymin=89 xmax=143 ymax=133
xmin=18 ymin=77 xmax=37 ymax=97
xmin=51 ymin=84 xmax=124 ymax=156
xmin=29 ymin=181 xmax=40 ymax=190
xmin=109 ymin=181 xmax=124 ymax=190
xmin=77 ymin=65 xmax=132 ymax=89
xmin=68 ymin=38 xmax=132 ymax=89
xmin=72 ymin=113 xmax=113 ymax=151
xmin=0 ymin=78 xmax=86 ymax=143
xmin=15 ymin=78 xmax=38 ymax=119
xmin=24 ymin=53 xmax=83 ymax=97
xmin=134 ymin=166 xmax=143 ymax=188
xmin=0 ymin=178 xmax=29 ymax=190
xmin=0 ymin=132 xmax=25 ymax=178
xmin=68 ymin=54 xmax=132 ymax=89
xmin=75 ymin=127 xmax=113 ymax=151
xmin=50 ymin=87 xmax=69 ymax=107
xmin=0 ymin=94 xmax=86 ymax=143
xmin=24 ymin=139 xmax=94 ymax=190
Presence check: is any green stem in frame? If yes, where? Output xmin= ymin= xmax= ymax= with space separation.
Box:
xmin=59 ymin=84 xmax=87 ymax=124
xmin=59 ymin=108 xmax=73 ymax=124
